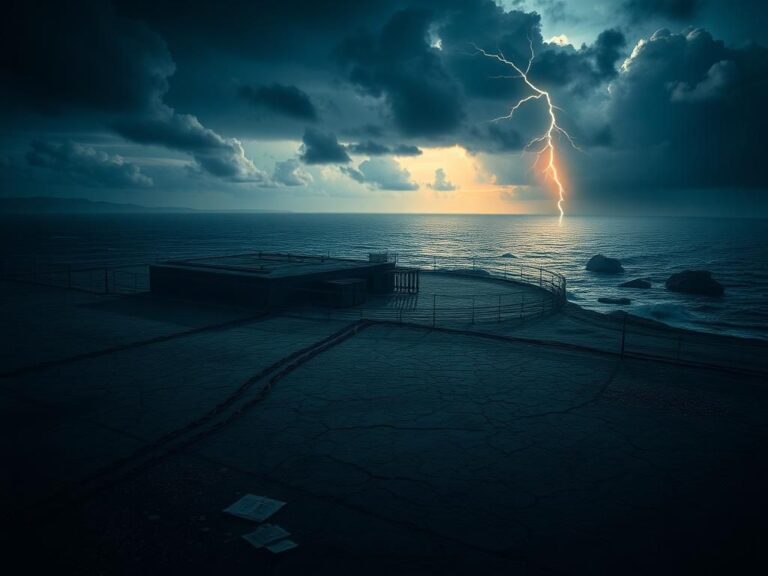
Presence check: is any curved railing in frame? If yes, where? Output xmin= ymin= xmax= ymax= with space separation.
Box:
xmin=286 ymin=252 xmax=567 ymax=326
xmin=392 ymin=253 xmax=567 ymax=306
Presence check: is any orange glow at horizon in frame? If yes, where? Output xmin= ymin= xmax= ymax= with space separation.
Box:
xmin=394 ymin=145 xmax=537 ymax=214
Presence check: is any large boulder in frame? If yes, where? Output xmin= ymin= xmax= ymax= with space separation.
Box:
xmin=619 ymin=278 xmax=651 ymax=289
xmin=665 ymin=270 xmax=724 ymax=296
xmin=586 ymin=254 xmax=624 ymax=273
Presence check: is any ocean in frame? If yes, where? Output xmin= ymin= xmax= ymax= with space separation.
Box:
xmin=1 ymin=213 xmax=766 ymax=340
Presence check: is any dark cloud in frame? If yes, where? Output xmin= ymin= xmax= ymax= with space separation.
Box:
xmin=345 ymin=157 xmax=419 ymax=191
xmin=1 ymin=1 xmax=173 ymax=114
xmin=299 ymin=128 xmax=351 ymax=164
xmin=585 ymin=27 xmax=768 ymax=191
xmin=347 ymin=141 xmax=423 ymax=156
xmin=437 ymin=1 xmax=625 ymax=105
xmin=114 ymin=107 xmax=268 ymax=182
xmin=624 ymin=0 xmax=703 ymax=21
xmin=239 ymin=83 xmax=318 ymax=121
xmin=1 ymin=0 xmax=264 ymax=183
xmin=392 ymin=144 xmax=423 ymax=156
xmin=348 ymin=141 xmax=391 ymax=156
xmin=466 ymin=123 xmax=526 ymax=153
xmin=533 ymin=0 xmax=575 ymax=24
xmin=2 ymin=0 xmax=767 ymax=213
xmin=593 ymin=29 xmax=627 ymax=80
xmin=437 ymin=2 xmax=543 ymax=100
xmin=337 ymin=8 xmax=465 ymax=136
xmin=428 ymin=168 xmax=457 ymax=191
xmin=272 ymin=159 xmax=312 ymax=186
xmin=113 ymin=0 xmax=398 ymax=63
xmin=26 ymin=140 xmax=153 ymax=188
xmin=524 ymin=30 xmax=627 ymax=96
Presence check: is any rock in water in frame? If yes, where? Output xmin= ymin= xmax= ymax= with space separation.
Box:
xmin=598 ymin=297 xmax=631 ymax=305
xmin=586 ymin=254 xmax=624 ymax=273
xmin=501 ymin=253 xmax=516 ymax=258
xmin=620 ymin=278 xmax=651 ymax=289
xmin=665 ymin=270 xmax=724 ymax=296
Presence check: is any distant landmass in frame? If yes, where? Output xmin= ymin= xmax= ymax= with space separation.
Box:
xmin=0 ymin=197 xmax=287 ymax=214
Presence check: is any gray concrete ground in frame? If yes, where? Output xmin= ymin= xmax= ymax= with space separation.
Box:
xmin=1 ymin=278 xmax=767 ymax=574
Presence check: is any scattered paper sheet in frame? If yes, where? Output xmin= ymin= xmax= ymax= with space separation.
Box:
xmin=266 ymin=539 xmax=298 ymax=554
xmin=223 ymin=494 xmax=286 ymax=522
xmin=242 ymin=524 xmax=291 ymax=549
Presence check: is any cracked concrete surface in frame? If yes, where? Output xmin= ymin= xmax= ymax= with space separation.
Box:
xmin=2 ymin=280 xmax=767 ymax=574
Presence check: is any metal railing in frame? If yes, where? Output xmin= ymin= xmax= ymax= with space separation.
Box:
xmin=3 ymin=251 xmax=764 ymax=372
xmin=581 ymin=309 xmax=768 ymax=373
xmin=0 ymin=258 xmax=149 ymax=295
xmin=280 ymin=252 xmax=566 ymax=326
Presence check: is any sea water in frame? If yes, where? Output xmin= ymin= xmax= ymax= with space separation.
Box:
xmin=1 ymin=213 xmax=766 ymax=339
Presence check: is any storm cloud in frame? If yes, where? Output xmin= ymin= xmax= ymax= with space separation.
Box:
xmin=624 ymin=0 xmax=704 ymax=22
xmin=26 ymin=140 xmax=153 ymax=188
xmin=603 ymin=28 xmax=768 ymax=189
xmin=348 ymin=141 xmax=423 ymax=156
xmin=299 ymin=129 xmax=351 ymax=164
xmin=239 ymin=83 xmax=318 ymax=121
xmin=337 ymin=9 xmax=466 ymax=136
xmin=1 ymin=0 xmax=766 ymax=214
xmin=1 ymin=0 xmax=265 ymax=183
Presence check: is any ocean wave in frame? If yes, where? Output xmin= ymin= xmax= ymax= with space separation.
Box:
xmin=631 ymin=303 xmax=694 ymax=323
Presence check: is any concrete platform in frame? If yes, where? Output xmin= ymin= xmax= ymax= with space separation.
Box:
xmin=2 ymin=279 xmax=767 ymax=574
xmin=150 ymin=252 xmax=396 ymax=306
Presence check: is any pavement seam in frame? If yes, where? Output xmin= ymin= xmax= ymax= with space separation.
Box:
xmin=0 ymin=310 xmax=271 ymax=379
xmin=20 ymin=318 xmax=374 ymax=522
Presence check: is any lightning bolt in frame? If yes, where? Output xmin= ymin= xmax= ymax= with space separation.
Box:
xmin=474 ymin=40 xmax=579 ymax=223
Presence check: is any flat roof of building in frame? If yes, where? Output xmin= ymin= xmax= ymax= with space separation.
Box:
xmin=161 ymin=252 xmax=391 ymax=279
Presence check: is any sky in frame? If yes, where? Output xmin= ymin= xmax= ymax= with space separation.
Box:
xmin=1 ymin=0 xmax=767 ymax=216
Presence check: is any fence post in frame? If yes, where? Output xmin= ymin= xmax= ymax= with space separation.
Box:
xmin=620 ymin=312 xmax=628 ymax=357
xmin=433 ymin=256 xmax=436 ymax=271
xmin=504 ymin=262 xmax=507 ymax=278
xmin=539 ymin=268 xmax=542 ymax=286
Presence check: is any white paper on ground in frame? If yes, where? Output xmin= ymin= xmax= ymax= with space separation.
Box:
xmin=242 ymin=524 xmax=291 ymax=549
xmin=266 ymin=539 xmax=299 ymax=554
xmin=222 ymin=494 xmax=286 ymax=522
